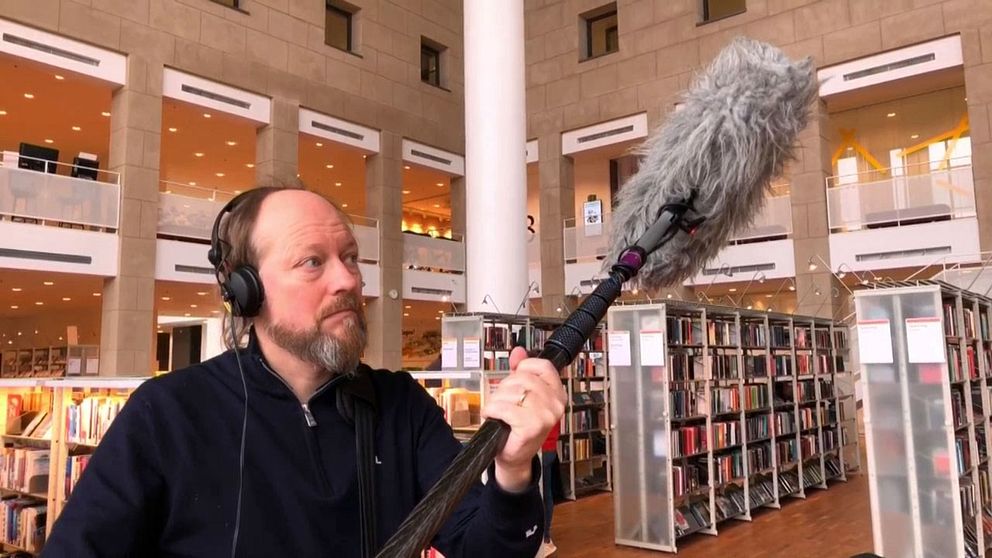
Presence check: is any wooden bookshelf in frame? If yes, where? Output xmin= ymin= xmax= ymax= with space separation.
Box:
xmin=608 ymin=301 xmax=853 ymax=553
xmin=856 ymin=282 xmax=992 ymax=558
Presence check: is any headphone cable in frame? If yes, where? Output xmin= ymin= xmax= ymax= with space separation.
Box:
xmin=229 ymin=312 xmax=249 ymax=558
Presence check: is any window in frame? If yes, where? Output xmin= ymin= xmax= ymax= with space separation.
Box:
xmin=421 ymin=39 xmax=442 ymax=87
xmin=700 ymin=0 xmax=746 ymax=23
xmin=325 ymin=1 xmax=357 ymax=52
xmin=581 ymin=4 xmax=618 ymax=60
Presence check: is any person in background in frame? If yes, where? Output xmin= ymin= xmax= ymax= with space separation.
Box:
xmin=539 ymin=418 xmax=560 ymax=556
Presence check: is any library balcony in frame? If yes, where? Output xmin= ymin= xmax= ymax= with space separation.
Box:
xmin=402 ymin=231 xmax=465 ymax=303
xmin=0 ymin=155 xmax=121 ymax=277
xmin=826 ymin=160 xmax=981 ymax=272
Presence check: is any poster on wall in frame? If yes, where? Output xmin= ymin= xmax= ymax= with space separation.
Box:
xmin=583 ymin=198 xmax=603 ymax=236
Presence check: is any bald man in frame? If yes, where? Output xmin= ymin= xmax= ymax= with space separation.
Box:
xmin=43 ymin=187 xmax=564 ymax=558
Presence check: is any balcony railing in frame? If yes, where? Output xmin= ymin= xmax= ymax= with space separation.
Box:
xmin=563 ymin=194 xmax=792 ymax=261
xmin=158 ymin=182 xmax=380 ymax=263
xmin=826 ymin=160 xmax=976 ymax=232
xmin=403 ymin=231 xmax=465 ymax=273
xmin=0 ymin=156 xmax=121 ymax=230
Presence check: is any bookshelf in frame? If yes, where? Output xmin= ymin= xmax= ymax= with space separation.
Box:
xmin=609 ymin=302 xmax=853 ymax=553
xmin=1 ymin=345 xmax=100 ymax=378
xmin=855 ymin=282 xmax=992 ymax=558
xmin=0 ymin=377 xmax=146 ymax=555
xmin=433 ymin=313 xmax=612 ymax=500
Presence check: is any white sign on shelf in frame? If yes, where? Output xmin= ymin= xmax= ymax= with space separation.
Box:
xmin=639 ymin=330 xmax=666 ymax=366
xmin=583 ymin=198 xmax=603 ymax=236
xmin=607 ymin=330 xmax=632 ymax=367
xmin=440 ymin=338 xmax=458 ymax=369
xmin=463 ymin=337 xmax=481 ymax=369
xmin=905 ymin=317 xmax=945 ymax=363
xmin=857 ymin=319 xmax=894 ymax=364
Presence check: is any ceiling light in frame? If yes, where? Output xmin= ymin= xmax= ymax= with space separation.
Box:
xmin=211 ymin=310 xmax=220 ymax=314
xmin=44 ymin=139 xmax=54 ymax=144
xmin=93 ymin=292 xmax=101 ymax=296
xmin=246 ymin=163 xmax=254 ymax=168
xmin=341 ymin=203 xmax=349 ymax=208
xmin=433 ymin=203 xmax=441 ymax=208
xmin=190 ymin=304 xmax=198 ymax=308
xmin=216 ymin=172 xmax=225 ymax=177
xmin=17 ymin=332 xmax=21 ymax=336
xmin=765 ymin=294 xmax=773 ymax=298
xmin=234 ymin=190 xmax=242 ymax=194
xmin=9 ymin=306 xmax=17 ymax=310
xmin=23 ymin=93 xmax=34 ymax=99
xmin=334 ymin=182 xmax=342 ymax=186
xmin=168 ymin=127 xmax=178 ymax=132
xmin=189 ymin=181 xmax=197 ymax=186
xmin=747 ymin=305 xmax=753 ymax=310
xmin=325 ymin=164 xmax=334 ymax=169
xmin=435 ymin=316 xmax=440 ymax=321
xmin=6 ymin=341 xmax=10 ymax=345
xmin=11 ymin=288 xmax=21 ymax=292
xmin=71 ymin=126 xmax=81 ymax=131
xmin=161 ymin=296 xmax=171 ymax=301
xmin=197 ymin=291 xmax=207 ymax=296
xmin=402 ymin=190 xmax=411 ymax=194
xmin=203 ymin=113 xmax=212 ymax=118
xmin=666 ymin=293 xmax=673 ymax=299
xmin=226 ymin=140 xmax=237 ymax=146
xmin=35 ymin=301 xmax=43 ymax=306
xmin=911 ymin=134 xmax=919 ymax=139
xmin=766 ymin=307 xmax=772 ymax=312
xmin=54 ymin=75 xmax=64 ymax=80
xmin=436 ymin=182 xmax=444 ymax=187
xmin=788 ymin=285 xmax=796 ymax=291
xmin=194 ymin=152 xmax=204 ymax=158
xmin=62 ymin=297 xmax=71 ymax=301
xmin=404 ymin=165 xmax=411 ymax=170
xmin=316 ymin=142 xmax=323 ymax=147
xmin=405 ymin=305 xmax=411 ymax=309
xmin=0 ymin=110 xmax=6 ymax=116
xmin=185 ymin=313 xmax=191 ymax=317
xmin=165 ymin=190 xmax=172 ymax=194
xmin=886 ymin=112 xmax=896 ymax=118
xmin=43 ymin=281 xmax=54 ymax=286
xmin=101 ymin=111 xmax=111 ymax=117
xmin=58 ymin=336 xmax=63 ymax=341
xmin=33 ymin=330 xmax=38 ymax=335
xmin=729 ymin=288 xmax=737 ymax=292
xmin=403 ymin=312 xmax=410 ymax=317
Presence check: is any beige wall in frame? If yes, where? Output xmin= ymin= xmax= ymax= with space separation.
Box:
xmin=573 ymin=155 xmax=612 ymax=219
xmin=0 ymin=309 xmax=102 ymax=349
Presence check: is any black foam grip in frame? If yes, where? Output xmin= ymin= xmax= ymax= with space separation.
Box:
xmin=375 ymin=269 xmax=628 ymax=558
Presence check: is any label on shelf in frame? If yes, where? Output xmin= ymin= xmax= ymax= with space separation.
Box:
xmin=463 ymin=337 xmax=481 ymax=369
xmin=441 ymin=338 xmax=458 ymax=369
xmin=905 ymin=317 xmax=945 ymax=363
xmin=639 ymin=330 xmax=665 ymax=366
xmin=857 ymin=320 xmax=893 ymax=364
xmin=607 ymin=330 xmax=631 ymax=367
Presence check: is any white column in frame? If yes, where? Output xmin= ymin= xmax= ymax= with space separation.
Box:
xmin=464 ymin=0 xmax=529 ymax=315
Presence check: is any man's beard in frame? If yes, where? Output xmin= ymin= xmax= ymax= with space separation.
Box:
xmin=262 ymin=293 xmax=367 ymax=377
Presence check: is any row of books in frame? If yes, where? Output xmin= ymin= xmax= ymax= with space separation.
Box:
xmin=963 ymin=476 xmax=978 ymax=518
xmin=826 ymin=456 xmax=844 ymax=479
xmin=747 ymin=443 xmax=772 ymax=473
xmin=714 ymin=486 xmax=746 ymax=521
xmin=483 ymin=326 xmax=511 ymax=350
xmin=749 ymin=475 xmax=776 ymax=507
xmin=65 ymin=454 xmax=90 ymax=500
xmin=668 ymin=316 xmax=702 ymax=346
xmin=802 ymin=460 xmax=825 ymax=487
xmin=568 ymin=409 xmax=606 ymax=433
xmin=671 ymin=390 xmax=702 ymax=419
xmin=814 ymin=329 xmax=831 ymax=350
xmin=958 ymin=434 xmax=973 ymax=476
xmin=711 ymin=355 xmax=739 ymax=379
xmin=425 ymin=387 xmax=478 ymax=428
xmin=672 ymin=426 xmax=707 ymax=458
xmin=746 ymin=414 xmax=770 ymax=441
xmin=775 ymin=412 xmax=795 ymax=436
xmin=953 ymin=387 xmax=967 ymax=429
xmin=483 ymin=356 xmax=510 ymax=371
xmin=0 ymin=496 xmax=45 ymax=553
xmin=707 ymin=321 xmax=737 ymax=346
xmin=9 ymin=409 xmax=53 ymax=441
xmin=777 ymin=438 xmax=797 ymax=466
xmin=673 ymin=463 xmax=704 ymax=497
xmin=4 ymin=394 xmax=46 ymax=428
xmin=823 ymin=430 xmax=839 ymax=452
xmin=0 ymin=448 xmax=48 ymax=497
xmin=796 ymin=380 xmax=817 ymax=402
xmin=673 ymin=501 xmax=711 ymax=538
xmin=711 ymin=421 xmax=740 ymax=450
xmin=980 ymin=467 xmax=991 ymax=506
xmin=770 ymin=325 xmax=792 ymax=348
xmin=568 ymin=437 xmax=601 ymax=461
xmin=800 ymin=434 xmax=819 ymax=459
xmin=820 ymin=379 xmax=836 ymax=399
xmin=778 ymin=470 xmax=801 ymax=496
xmin=670 ymin=352 xmax=703 ymax=381
xmin=569 ymin=352 xmax=606 ymax=378
xmin=798 ymin=408 xmax=818 ymax=431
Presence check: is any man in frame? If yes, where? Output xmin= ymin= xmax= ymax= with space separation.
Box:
xmin=43 ymin=187 xmax=565 ymax=557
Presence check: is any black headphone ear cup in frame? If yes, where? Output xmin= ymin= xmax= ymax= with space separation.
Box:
xmin=227 ymin=266 xmax=264 ymax=317
xmin=207 ymin=246 xmax=222 ymax=268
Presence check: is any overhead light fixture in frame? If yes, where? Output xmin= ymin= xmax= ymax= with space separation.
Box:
xmin=197 ymin=291 xmax=207 ymax=296
xmin=185 ymin=313 xmax=191 ymax=317
xmin=746 ymin=305 xmax=753 ymax=310
xmin=334 ymin=182 xmax=342 ymax=186
xmin=34 ymin=330 xmax=38 ymax=335
xmin=911 ymin=134 xmax=919 ymax=139
xmin=58 ymin=336 xmax=63 ymax=341
xmin=404 ymin=165 xmax=411 ymax=170
xmin=325 ymin=164 xmax=334 ymax=169
xmin=62 ymin=297 xmax=71 ymax=301
xmin=211 ymin=310 xmax=220 ymax=314
xmin=316 ymin=142 xmax=323 ymax=147
xmin=807 ymin=257 xmax=817 ymax=271
xmin=403 ymin=312 xmax=410 ymax=317
xmin=35 ymin=301 xmax=43 ymax=306
xmin=404 ymin=305 xmax=411 ymax=309
xmin=71 ymin=126 xmax=81 ymax=131
xmin=9 ymin=305 xmax=17 ymax=310
xmin=44 ymin=139 xmax=54 ymax=144
xmin=436 ymin=182 xmax=444 ymax=187
xmin=161 ymin=296 xmax=171 ymax=301
xmin=190 ymin=304 xmax=198 ymax=308
xmin=226 ymin=140 xmax=237 ymax=146
xmin=23 ymin=93 xmax=34 ymax=99
xmin=215 ymin=172 xmax=225 ymax=177
xmin=43 ymin=281 xmax=54 ymax=286
xmin=54 ymin=75 xmax=64 ymax=80
xmin=11 ymin=288 xmax=21 ymax=292
xmin=245 ymin=163 xmax=254 ymax=168
xmin=666 ymin=293 xmax=673 ymax=299
xmin=729 ymin=288 xmax=737 ymax=292
xmin=168 ymin=127 xmax=178 ymax=133
xmin=766 ymin=307 xmax=772 ymax=312
xmin=433 ymin=203 xmax=441 ymax=208
xmin=0 ymin=110 xmax=6 ymax=116
xmin=92 ymin=292 xmax=101 ymax=297
xmin=886 ymin=112 xmax=896 ymax=118
xmin=101 ymin=111 xmax=111 ymax=117
xmin=341 ymin=203 xmax=349 ymax=208
xmin=234 ymin=190 xmax=242 ymax=194
xmin=194 ymin=152 xmax=204 ymax=158
xmin=17 ymin=332 xmax=21 ymax=336
xmin=402 ymin=190 xmax=411 ymax=194
xmin=203 ymin=113 xmax=212 ymax=118
xmin=765 ymin=294 xmax=773 ymax=298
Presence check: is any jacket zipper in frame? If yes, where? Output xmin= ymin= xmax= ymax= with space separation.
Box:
xmin=258 ymin=358 xmax=337 ymax=427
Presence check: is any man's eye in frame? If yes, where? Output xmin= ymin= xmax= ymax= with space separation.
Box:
xmin=303 ymin=257 xmax=322 ymax=268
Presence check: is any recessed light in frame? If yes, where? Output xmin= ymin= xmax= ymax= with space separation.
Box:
xmin=434 ymin=316 xmax=440 ymax=321
xmin=168 ymin=127 xmax=178 ymax=132
xmin=185 ymin=313 xmax=191 ymax=317
xmin=765 ymin=294 xmax=773 ymax=298
xmin=43 ymin=281 xmax=54 ymax=286
xmin=35 ymin=301 xmax=43 ymax=306
xmin=58 ymin=336 xmax=63 ymax=341
xmin=203 ymin=113 xmax=212 ymax=118
xmin=215 ymin=172 xmax=225 ymax=177
xmin=92 ymin=292 xmax=101 ymax=297
xmin=164 ymin=190 xmax=172 ymax=194
xmin=245 ymin=163 xmax=254 ymax=168
xmin=62 ymin=297 xmax=71 ymax=301
xmin=403 ymin=313 xmax=410 ymax=317
xmin=316 ymin=142 xmax=323 ymax=147
xmin=189 ymin=181 xmax=197 ymax=186
xmin=729 ymin=288 xmax=737 ymax=292
xmin=886 ymin=112 xmax=896 ymax=118
xmin=404 ymin=305 xmax=411 ymax=309
xmin=788 ymin=285 xmax=796 ymax=291
xmin=334 ymin=182 xmax=342 ymax=186
xmin=101 ymin=111 xmax=111 ymax=117
xmin=234 ymin=190 xmax=242 ymax=194
xmin=16 ymin=332 xmax=21 ymax=337
xmin=436 ymin=182 xmax=444 ymax=187
xmin=190 ymin=304 xmax=198 ymax=308
xmin=9 ymin=306 xmax=17 ymax=310
xmin=11 ymin=288 xmax=21 ymax=292
xmin=161 ymin=296 xmax=171 ymax=301
xmin=33 ymin=330 xmax=38 ymax=335
xmin=44 ymin=139 xmax=54 ymax=144
xmin=23 ymin=93 xmax=34 ymax=99
xmin=54 ymin=75 xmax=64 ymax=80
xmin=403 ymin=165 xmax=410 ymax=170
xmin=226 ymin=140 xmax=237 ymax=146
xmin=197 ymin=291 xmax=207 ymax=296
xmin=325 ymin=164 xmax=334 ymax=169
xmin=402 ymin=190 xmax=411 ymax=194
xmin=211 ymin=310 xmax=220 ymax=314
xmin=194 ymin=152 xmax=204 ymax=157
xmin=911 ymin=134 xmax=919 ymax=139
xmin=0 ymin=110 xmax=6 ymax=116
xmin=342 ymin=203 xmax=349 ymax=208
xmin=433 ymin=203 xmax=441 ymax=208
xmin=71 ymin=126 xmax=81 ymax=131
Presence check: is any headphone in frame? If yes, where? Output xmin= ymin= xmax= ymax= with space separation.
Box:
xmin=209 ymin=192 xmax=266 ymax=318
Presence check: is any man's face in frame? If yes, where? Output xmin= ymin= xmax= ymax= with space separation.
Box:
xmin=251 ymin=190 xmax=366 ymax=375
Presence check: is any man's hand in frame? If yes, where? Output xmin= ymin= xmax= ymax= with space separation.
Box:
xmin=481 ymin=346 xmax=567 ymax=493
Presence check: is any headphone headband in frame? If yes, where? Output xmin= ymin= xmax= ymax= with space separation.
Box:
xmin=209 ymin=190 xmax=265 ymax=318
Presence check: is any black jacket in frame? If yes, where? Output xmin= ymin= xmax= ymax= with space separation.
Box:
xmin=42 ymin=333 xmax=544 ymax=557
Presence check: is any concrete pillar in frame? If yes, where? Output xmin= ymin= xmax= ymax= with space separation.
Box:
xmin=364 ymin=131 xmax=404 ymax=370
xmin=791 ymin=99 xmax=847 ymax=319
xmin=450 ymin=176 xmax=466 ymax=238
xmin=100 ymin=56 xmax=161 ymax=376
xmin=538 ymin=133 xmax=574 ymax=314
xmin=256 ymin=97 xmax=300 ymax=187
xmin=464 ymin=0 xmax=528 ymax=314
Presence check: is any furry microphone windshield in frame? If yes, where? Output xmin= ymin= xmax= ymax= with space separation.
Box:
xmin=606 ymin=36 xmax=818 ymax=292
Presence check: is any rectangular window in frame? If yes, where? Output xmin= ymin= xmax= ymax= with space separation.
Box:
xmin=421 ymin=42 xmax=441 ymax=87
xmin=325 ymin=2 xmax=355 ymax=52
xmin=582 ymin=5 xmax=618 ymax=60
xmin=700 ymin=0 xmax=746 ymax=23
